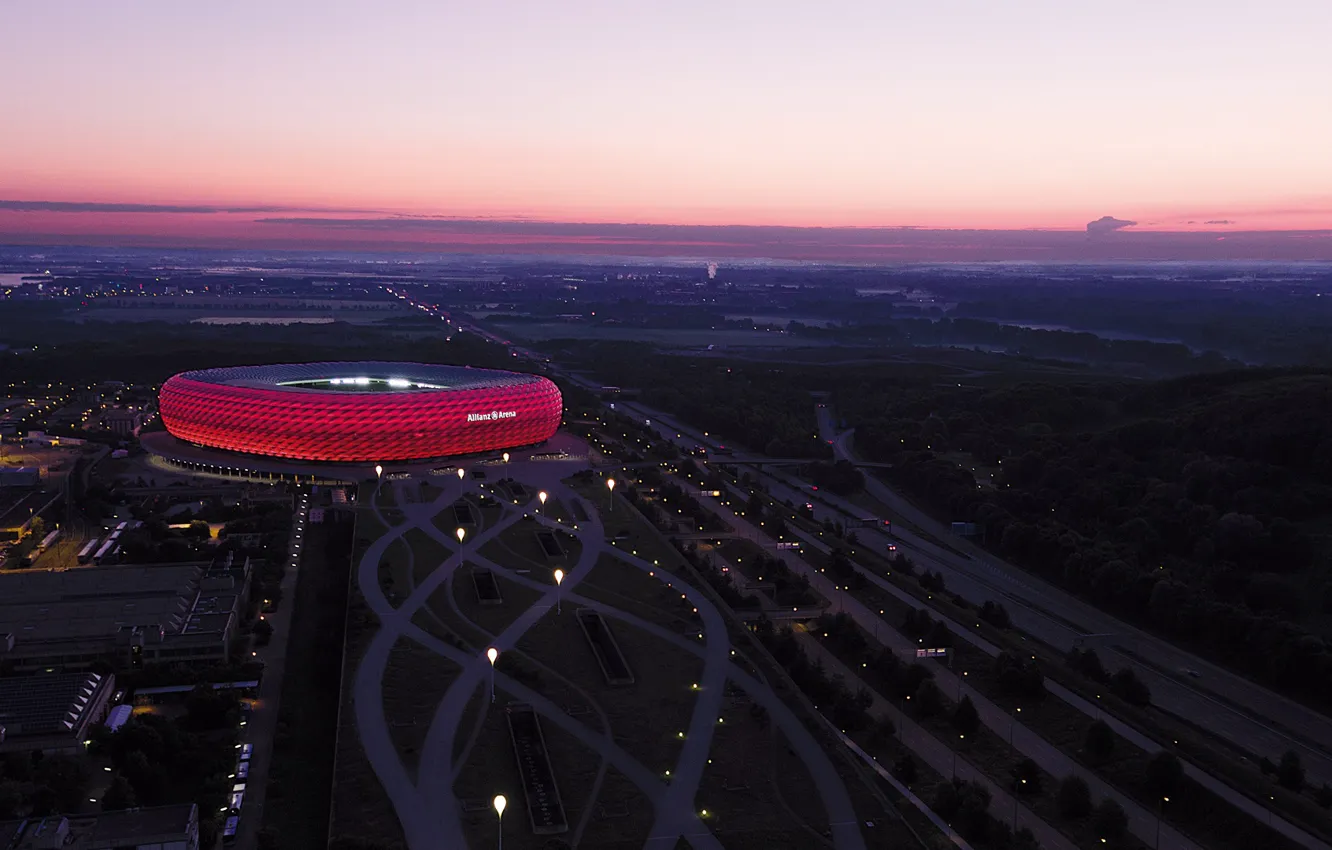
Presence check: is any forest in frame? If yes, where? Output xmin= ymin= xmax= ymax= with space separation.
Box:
xmin=835 ymin=367 xmax=1332 ymax=708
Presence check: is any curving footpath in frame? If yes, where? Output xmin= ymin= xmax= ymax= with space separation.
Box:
xmin=348 ymin=466 xmax=869 ymax=850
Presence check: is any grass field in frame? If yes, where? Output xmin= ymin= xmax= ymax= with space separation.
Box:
xmin=261 ymin=521 xmax=353 ymax=850
xmin=491 ymin=322 xmax=842 ymax=348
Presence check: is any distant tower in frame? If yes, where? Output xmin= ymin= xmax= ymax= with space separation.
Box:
xmin=706 ymin=262 xmax=718 ymax=280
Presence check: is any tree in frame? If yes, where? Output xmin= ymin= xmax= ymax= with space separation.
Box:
xmin=951 ymin=695 xmax=980 ymax=736
xmin=1109 ymin=668 xmax=1151 ymax=707
xmin=0 ymin=780 xmax=22 ymax=819
xmin=1011 ymin=758 xmax=1042 ymax=795
xmin=253 ymin=618 xmax=274 ymax=645
xmin=1092 ymin=798 xmax=1129 ymax=840
xmin=1057 ymin=775 xmax=1092 ymax=819
xmin=1277 ymin=750 xmax=1305 ymax=792
xmin=1068 ymin=648 xmax=1109 ymax=682
xmin=1145 ymin=752 xmax=1184 ymax=796
xmin=911 ymin=679 xmax=945 ymax=718
xmin=102 ymin=774 xmax=138 ymax=810
xmin=1084 ymin=720 xmax=1116 ymax=762
xmin=34 ymin=754 xmax=90 ymax=812
xmin=27 ymin=516 xmax=46 ymax=540
xmin=892 ymin=754 xmax=918 ymax=785
xmin=978 ymin=601 xmax=1011 ymax=629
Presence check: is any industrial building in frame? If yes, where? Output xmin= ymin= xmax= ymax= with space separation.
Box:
xmin=0 ymin=803 xmax=199 ymax=850
xmin=0 ymin=554 xmax=251 ymax=672
xmin=0 ymin=671 xmax=116 ymax=755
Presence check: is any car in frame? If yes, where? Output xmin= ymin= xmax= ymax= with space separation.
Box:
xmin=235 ymin=761 xmax=250 ymax=780
xmin=239 ymin=704 xmax=253 ymax=726
xmin=238 ymin=743 xmax=253 ymax=761
xmin=1185 ymin=669 xmax=1201 ymax=678
xmin=886 ymin=543 xmax=898 ymax=553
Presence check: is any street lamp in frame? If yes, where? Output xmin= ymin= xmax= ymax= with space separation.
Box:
xmin=374 ymin=464 xmax=382 ymax=478
xmin=502 ymin=452 xmax=509 ymax=464
xmin=1157 ymin=796 xmax=1169 ymax=849
xmin=493 ymin=795 xmax=507 ymax=850
xmin=458 ymin=468 xmax=466 ymax=480
xmin=554 ymin=569 xmax=564 ymax=614
xmin=607 ymin=478 xmax=616 ymax=513
xmin=538 ymin=491 xmax=547 ymax=514
xmin=487 ymin=647 xmax=499 ymax=703
xmin=456 ymin=527 xmax=466 ymax=544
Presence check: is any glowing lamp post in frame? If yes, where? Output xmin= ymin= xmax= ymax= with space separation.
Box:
xmin=607 ymin=478 xmax=616 ymax=514
xmin=493 ymin=795 xmax=507 ymax=850
xmin=456 ymin=527 xmax=466 ymax=546
xmin=537 ymin=490 xmax=547 ymax=514
xmin=553 ymin=568 xmax=564 ymax=614
xmin=486 ymin=646 xmax=499 ymax=703
xmin=502 ymin=452 xmax=510 ymax=464
xmin=457 ymin=468 xmax=466 ymax=480
xmin=374 ymin=464 xmax=382 ymax=478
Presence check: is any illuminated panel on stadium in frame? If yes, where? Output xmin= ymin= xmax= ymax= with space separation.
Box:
xmin=158 ymin=362 xmax=562 ymax=462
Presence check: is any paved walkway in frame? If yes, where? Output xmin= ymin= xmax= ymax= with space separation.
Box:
xmin=347 ymin=461 xmax=869 ymax=850
xmin=237 ymin=487 xmax=310 ymax=850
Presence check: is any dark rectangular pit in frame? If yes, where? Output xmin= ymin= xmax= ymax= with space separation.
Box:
xmin=576 ymin=609 xmax=635 ymax=685
xmin=505 ymin=704 xmax=569 ymax=835
xmin=453 ymin=503 xmax=476 ymax=526
xmin=471 ymin=568 xmax=503 ymax=605
xmin=535 ymin=530 xmax=564 ymax=559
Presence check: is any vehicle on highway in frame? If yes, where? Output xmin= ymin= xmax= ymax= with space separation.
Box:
xmin=222 ymin=816 xmax=239 ymax=845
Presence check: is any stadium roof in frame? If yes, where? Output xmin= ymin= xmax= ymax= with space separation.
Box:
xmin=176 ymin=362 xmax=539 ymax=393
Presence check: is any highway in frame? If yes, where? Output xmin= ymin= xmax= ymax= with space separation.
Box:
xmin=592 ymin=389 xmax=1332 ymax=790
xmin=454 ymin=313 xmax=1332 ymax=782
xmin=429 ymin=299 xmax=1332 ymax=842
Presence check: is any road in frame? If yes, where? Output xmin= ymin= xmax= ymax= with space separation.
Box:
xmin=675 ymin=470 xmax=1212 ymax=850
xmin=817 ymin=404 xmax=1332 ymax=788
xmin=590 ymin=386 xmax=1332 ymax=795
xmin=235 ymin=487 xmax=309 ymax=850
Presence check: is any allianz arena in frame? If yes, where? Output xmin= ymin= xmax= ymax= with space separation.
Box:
xmin=158 ymin=362 xmax=563 ymax=463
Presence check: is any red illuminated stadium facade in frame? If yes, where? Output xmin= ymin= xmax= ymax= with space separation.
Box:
xmin=158 ymin=362 xmax=563 ymax=463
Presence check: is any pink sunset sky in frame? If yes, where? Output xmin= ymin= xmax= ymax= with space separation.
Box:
xmin=1 ymin=1 xmax=1330 ymax=260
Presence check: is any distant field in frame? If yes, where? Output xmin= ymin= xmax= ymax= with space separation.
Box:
xmin=70 ymin=308 xmax=404 ymax=325
xmin=490 ymin=322 xmax=838 ymax=348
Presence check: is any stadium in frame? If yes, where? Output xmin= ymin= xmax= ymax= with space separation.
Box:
xmin=156 ymin=362 xmax=563 ymax=463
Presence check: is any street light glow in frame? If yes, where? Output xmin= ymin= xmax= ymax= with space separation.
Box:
xmin=554 ymin=569 xmax=564 ymax=586
xmin=487 ymin=647 xmax=499 ymax=665
xmin=493 ymin=795 xmax=506 ymax=816
xmin=607 ymin=478 xmax=616 ymax=491
xmin=456 ymin=527 xmax=466 ymax=543
xmin=538 ymin=491 xmax=547 ymax=505
xmin=502 ymin=452 xmax=510 ymax=463
xmin=458 ymin=468 xmax=466 ymax=480
xmin=374 ymin=464 xmax=382 ymax=477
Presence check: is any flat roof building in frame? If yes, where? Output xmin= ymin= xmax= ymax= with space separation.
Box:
xmin=0 ymin=803 xmax=199 ymax=850
xmin=0 ymin=671 xmax=116 ymax=755
xmin=0 ymin=556 xmax=251 ymax=672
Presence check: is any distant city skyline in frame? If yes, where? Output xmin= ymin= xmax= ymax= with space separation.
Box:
xmin=2 ymin=1 xmax=1329 ymax=258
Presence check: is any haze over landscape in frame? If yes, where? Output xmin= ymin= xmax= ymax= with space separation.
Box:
xmin=2 ymin=1 xmax=1330 ymax=260
xmin=6 ymin=5 xmax=1332 ymax=850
